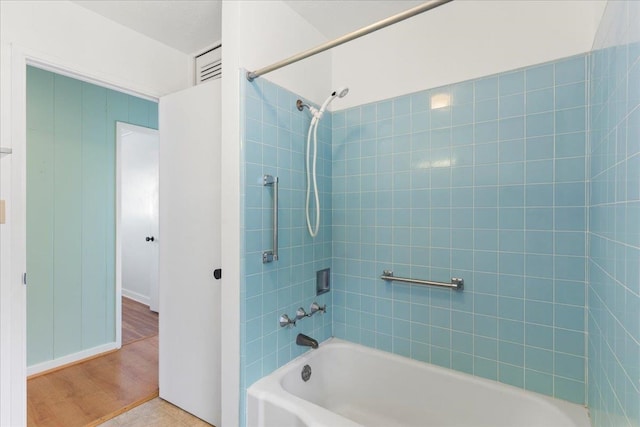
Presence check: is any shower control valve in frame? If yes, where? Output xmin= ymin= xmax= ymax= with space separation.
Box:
xmin=279 ymin=314 xmax=296 ymax=328
xmin=296 ymin=307 xmax=310 ymax=320
xmin=310 ymin=302 xmax=327 ymax=315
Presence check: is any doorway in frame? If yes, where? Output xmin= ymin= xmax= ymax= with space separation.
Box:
xmin=13 ymin=56 xmax=222 ymax=427
xmin=25 ymin=65 xmax=158 ymax=374
xmin=117 ymin=122 xmax=160 ymax=314
xmin=25 ymin=66 xmax=162 ymax=425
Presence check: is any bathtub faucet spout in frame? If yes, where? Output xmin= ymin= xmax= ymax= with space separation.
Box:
xmin=296 ymin=333 xmax=319 ymax=349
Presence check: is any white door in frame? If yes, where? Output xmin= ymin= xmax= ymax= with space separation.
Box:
xmin=158 ymin=80 xmax=221 ymax=426
xmin=117 ymin=123 xmax=160 ymax=312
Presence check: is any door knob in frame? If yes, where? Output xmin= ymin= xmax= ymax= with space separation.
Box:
xmin=146 ymin=236 xmax=155 ymax=242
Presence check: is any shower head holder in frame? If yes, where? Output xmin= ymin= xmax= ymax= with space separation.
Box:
xmin=296 ymin=99 xmax=308 ymax=112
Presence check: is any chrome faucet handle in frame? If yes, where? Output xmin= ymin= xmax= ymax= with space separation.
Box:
xmin=310 ymin=302 xmax=326 ymax=315
xmin=296 ymin=307 xmax=308 ymax=320
xmin=279 ymin=314 xmax=296 ymax=327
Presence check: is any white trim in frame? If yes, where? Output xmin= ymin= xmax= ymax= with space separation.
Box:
xmin=220 ymin=4 xmax=240 ymax=425
xmin=115 ymin=122 xmax=123 ymax=349
xmin=13 ymin=43 xmax=161 ymax=101
xmin=122 ymin=290 xmax=151 ymax=307
xmin=26 ymin=342 xmax=119 ymax=377
xmin=27 ymin=59 xmax=159 ymax=103
xmin=0 ymin=42 xmax=11 ymax=427
xmin=8 ymin=43 xmax=28 ymax=427
xmin=194 ymin=40 xmax=222 ymax=58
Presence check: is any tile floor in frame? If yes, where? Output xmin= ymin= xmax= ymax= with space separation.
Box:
xmin=99 ymin=398 xmax=211 ymax=427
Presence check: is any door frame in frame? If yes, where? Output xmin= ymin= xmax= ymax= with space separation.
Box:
xmin=116 ymin=122 xmax=160 ymax=314
xmin=4 ymin=44 xmax=158 ymax=426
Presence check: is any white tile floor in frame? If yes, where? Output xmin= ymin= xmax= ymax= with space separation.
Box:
xmin=99 ymin=398 xmax=212 ymax=427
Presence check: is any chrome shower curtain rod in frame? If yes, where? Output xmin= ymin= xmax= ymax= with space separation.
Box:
xmin=246 ymin=0 xmax=453 ymax=81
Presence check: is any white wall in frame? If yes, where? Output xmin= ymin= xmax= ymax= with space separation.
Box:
xmin=0 ymin=42 xmax=15 ymax=427
xmin=120 ymin=127 xmax=159 ymax=306
xmin=237 ymin=0 xmax=332 ymax=105
xmin=220 ymin=2 xmax=331 ymax=426
xmin=332 ymin=0 xmax=607 ymax=109
xmin=0 ymin=1 xmax=191 ymax=97
xmin=0 ymin=2 xmax=191 ymax=424
xmin=220 ymin=4 xmax=242 ymax=426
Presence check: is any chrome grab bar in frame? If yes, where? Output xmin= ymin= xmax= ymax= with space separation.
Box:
xmin=263 ymin=175 xmax=279 ymax=263
xmin=380 ymin=270 xmax=464 ymax=290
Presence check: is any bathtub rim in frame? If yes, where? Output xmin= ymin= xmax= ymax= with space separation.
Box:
xmin=247 ymin=337 xmax=590 ymax=427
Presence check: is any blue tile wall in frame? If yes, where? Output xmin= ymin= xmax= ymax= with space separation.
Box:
xmin=588 ymin=1 xmax=640 ymax=426
xmin=240 ymin=76 xmax=333 ymax=424
xmin=332 ymin=55 xmax=589 ymax=404
xmin=238 ymin=8 xmax=640 ymax=421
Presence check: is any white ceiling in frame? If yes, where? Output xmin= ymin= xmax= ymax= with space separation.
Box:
xmin=283 ymin=0 xmax=425 ymax=40
xmin=72 ymin=0 xmax=426 ymax=55
xmin=73 ymin=0 xmax=222 ymax=55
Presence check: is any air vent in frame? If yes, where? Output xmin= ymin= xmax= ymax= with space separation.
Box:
xmin=195 ymin=45 xmax=221 ymax=85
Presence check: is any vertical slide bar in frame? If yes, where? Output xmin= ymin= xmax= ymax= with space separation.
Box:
xmin=262 ymin=175 xmax=279 ymax=263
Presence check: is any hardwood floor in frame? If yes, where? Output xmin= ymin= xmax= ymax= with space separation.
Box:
xmin=27 ymin=298 xmax=159 ymax=427
xmin=122 ymin=297 xmax=159 ymax=345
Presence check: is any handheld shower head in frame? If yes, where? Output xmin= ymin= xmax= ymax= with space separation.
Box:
xmin=318 ymin=87 xmax=349 ymax=116
xmin=303 ymin=86 xmax=349 ymax=239
xmin=334 ymin=87 xmax=349 ymax=98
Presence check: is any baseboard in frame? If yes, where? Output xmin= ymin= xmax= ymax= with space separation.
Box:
xmin=27 ymin=342 xmax=119 ymax=377
xmin=122 ymin=289 xmax=150 ymax=306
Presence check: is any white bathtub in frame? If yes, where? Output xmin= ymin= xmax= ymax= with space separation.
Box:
xmin=247 ymin=338 xmax=590 ymax=427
